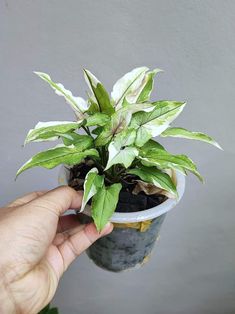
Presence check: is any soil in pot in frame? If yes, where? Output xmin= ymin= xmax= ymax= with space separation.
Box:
xmin=68 ymin=160 xmax=167 ymax=213
xmin=67 ymin=160 xmax=168 ymax=272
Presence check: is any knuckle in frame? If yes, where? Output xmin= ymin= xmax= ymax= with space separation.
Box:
xmin=67 ymin=236 xmax=80 ymax=258
xmin=33 ymin=199 xmax=61 ymax=217
xmin=33 ymin=190 xmax=45 ymax=198
xmin=83 ymin=224 xmax=99 ymax=244
xmin=57 ymin=185 xmax=75 ymax=195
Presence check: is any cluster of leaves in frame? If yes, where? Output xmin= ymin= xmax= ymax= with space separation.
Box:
xmin=17 ymin=67 xmax=221 ymax=231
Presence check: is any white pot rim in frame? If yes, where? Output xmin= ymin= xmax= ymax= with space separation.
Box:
xmin=58 ymin=165 xmax=185 ymax=223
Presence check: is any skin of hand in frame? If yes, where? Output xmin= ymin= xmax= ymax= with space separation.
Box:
xmin=0 ymin=186 xmax=113 ymax=314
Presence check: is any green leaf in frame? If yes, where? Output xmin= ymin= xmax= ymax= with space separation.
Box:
xmin=81 ymin=168 xmax=104 ymax=211
xmin=60 ymin=133 xmax=93 ymax=148
xmin=161 ymin=127 xmax=222 ymax=149
xmin=142 ymin=139 xmax=166 ymax=152
xmin=16 ymin=145 xmax=99 ymax=177
xmin=127 ymin=166 xmax=178 ymax=198
xmin=83 ymin=69 xmax=114 ymax=115
xmin=24 ymin=121 xmax=83 ymax=144
xmin=105 ymin=146 xmax=138 ymax=170
xmin=48 ymin=309 xmax=59 ymax=314
xmin=105 ymin=129 xmax=138 ymax=170
xmin=113 ymin=128 xmax=137 ymax=146
xmin=94 ymin=102 xmax=155 ymax=147
xmin=91 ymin=183 xmax=122 ymax=232
xmin=39 ymin=304 xmax=50 ymax=314
xmin=130 ymin=101 xmax=186 ymax=146
xmin=86 ymin=96 xmax=100 ymax=114
xmin=34 ymin=72 xmax=87 ymax=119
xmin=92 ymin=126 xmax=103 ymax=136
xmin=121 ymin=100 xmax=156 ymax=113
xmin=139 ymin=148 xmax=203 ymax=181
xmin=141 ymin=141 xmax=187 ymax=175
xmin=94 ymin=109 xmax=129 ymax=146
xmin=85 ymin=112 xmax=109 ymax=127
xmin=39 ymin=304 xmax=59 ymax=314
xmin=94 ymin=127 xmax=113 ymax=146
xmin=111 ymin=67 xmax=149 ymax=109
xmin=136 ymin=69 xmax=162 ymax=103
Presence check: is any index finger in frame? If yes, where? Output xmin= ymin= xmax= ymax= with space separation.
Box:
xmin=7 ymin=191 xmax=48 ymax=207
xmin=26 ymin=186 xmax=83 ymax=217
xmin=11 ymin=186 xmax=84 ymax=265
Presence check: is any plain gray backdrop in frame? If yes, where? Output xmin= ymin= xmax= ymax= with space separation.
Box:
xmin=1 ymin=1 xmax=234 ymax=313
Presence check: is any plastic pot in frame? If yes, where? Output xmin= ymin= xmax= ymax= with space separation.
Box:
xmin=58 ymin=166 xmax=185 ymax=272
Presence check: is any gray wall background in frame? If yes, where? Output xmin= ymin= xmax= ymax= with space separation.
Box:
xmin=1 ymin=1 xmax=234 ymax=313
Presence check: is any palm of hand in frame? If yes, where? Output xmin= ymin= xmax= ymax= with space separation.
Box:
xmin=0 ymin=187 xmax=112 ymax=314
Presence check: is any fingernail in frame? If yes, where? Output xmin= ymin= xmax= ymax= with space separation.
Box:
xmin=100 ymin=222 xmax=113 ymax=236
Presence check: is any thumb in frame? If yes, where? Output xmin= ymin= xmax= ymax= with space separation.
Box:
xmin=47 ymin=222 xmax=113 ymax=278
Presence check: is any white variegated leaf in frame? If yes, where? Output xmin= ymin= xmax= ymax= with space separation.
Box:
xmin=128 ymin=166 xmax=178 ymax=198
xmin=83 ymin=69 xmax=114 ymax=115
xmin=136 ymin=69 xmax=162 ymax=103
xmin=34 ymin=72 xmax=87 ymax=119
xmin=16 ymin=145 xmax=99 ymax=177
xmin=94 ymin=102 xmax=155 ymax=147
xmin=130 ymin=101 xmax=186 ymax=146
xmin=85 ymin=112 xmax=109 ymax=127
xmin=60 ymin=132 xmax=93 ymax=149
xmin=138 ymin=148 xmax=203 ymax=182
xmin=111 ymin=67 xmax=149 ymax=109
xmin=105 ymin=146 xmax=138 ymax=170
xmin=112 ymin=68 xmax=162 ymax=106
xmin=110 ymin=101 xmax=156 ymax=132
xmin=81 ymin=168 xmax=104 ymax=212
xmin=161 ymin=127 xmax=222 ymax=149
xmin=122 ymin=100 xmax=156 ymax=113
xmin=25 ymin=121 xmax=83 ymax=144
xmin=114 ymin=129 xmax=136 ymax=147
xmin=105 ymin=132 xmax=139 ymax=170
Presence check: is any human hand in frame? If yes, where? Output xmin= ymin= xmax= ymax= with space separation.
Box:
xmin=0 ymin=186 xmax=113 ymax=314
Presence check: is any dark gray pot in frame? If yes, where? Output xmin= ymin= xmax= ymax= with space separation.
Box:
xmin=58 ymin=166 xmax=185 ymax=272
xmin=86 ymin=214 xmax=166 ymax=272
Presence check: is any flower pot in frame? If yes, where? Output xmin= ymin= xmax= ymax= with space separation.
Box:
xmin=58 ymin=166 xmax=185 ymax=272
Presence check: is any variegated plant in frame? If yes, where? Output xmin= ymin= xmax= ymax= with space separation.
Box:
xmin=17 ymin=67 xmax=221 ymax=231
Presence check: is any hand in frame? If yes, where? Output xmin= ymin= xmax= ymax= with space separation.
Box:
xmin=0 ymin=186 xmax=113 ymax=314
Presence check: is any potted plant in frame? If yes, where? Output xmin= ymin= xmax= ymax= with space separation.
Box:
xmin=17 ymin=66 xmax=221 ymax=272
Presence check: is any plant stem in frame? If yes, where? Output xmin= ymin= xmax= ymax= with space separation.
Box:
xmin=97 ymin=147 xmax=103 ymax=164
xmin=92 ymin=159 xmax=104 ymax=173
xmin=116 ymin=167 xmax=126 ymax=176
xmin=82 ymin=126 xmax=92 ymax=136
xmin=130 ymin=159 xmax=139 ymax=168
xmin=101 ymin=146 xmax=107 ymax=165
xmin=104 ymin=176 xmax=113 ymax=184
xmin=111 ymin=165 xmax=115 ymax=177
xmin=104 ymin=168 xmax=119 ymax=183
